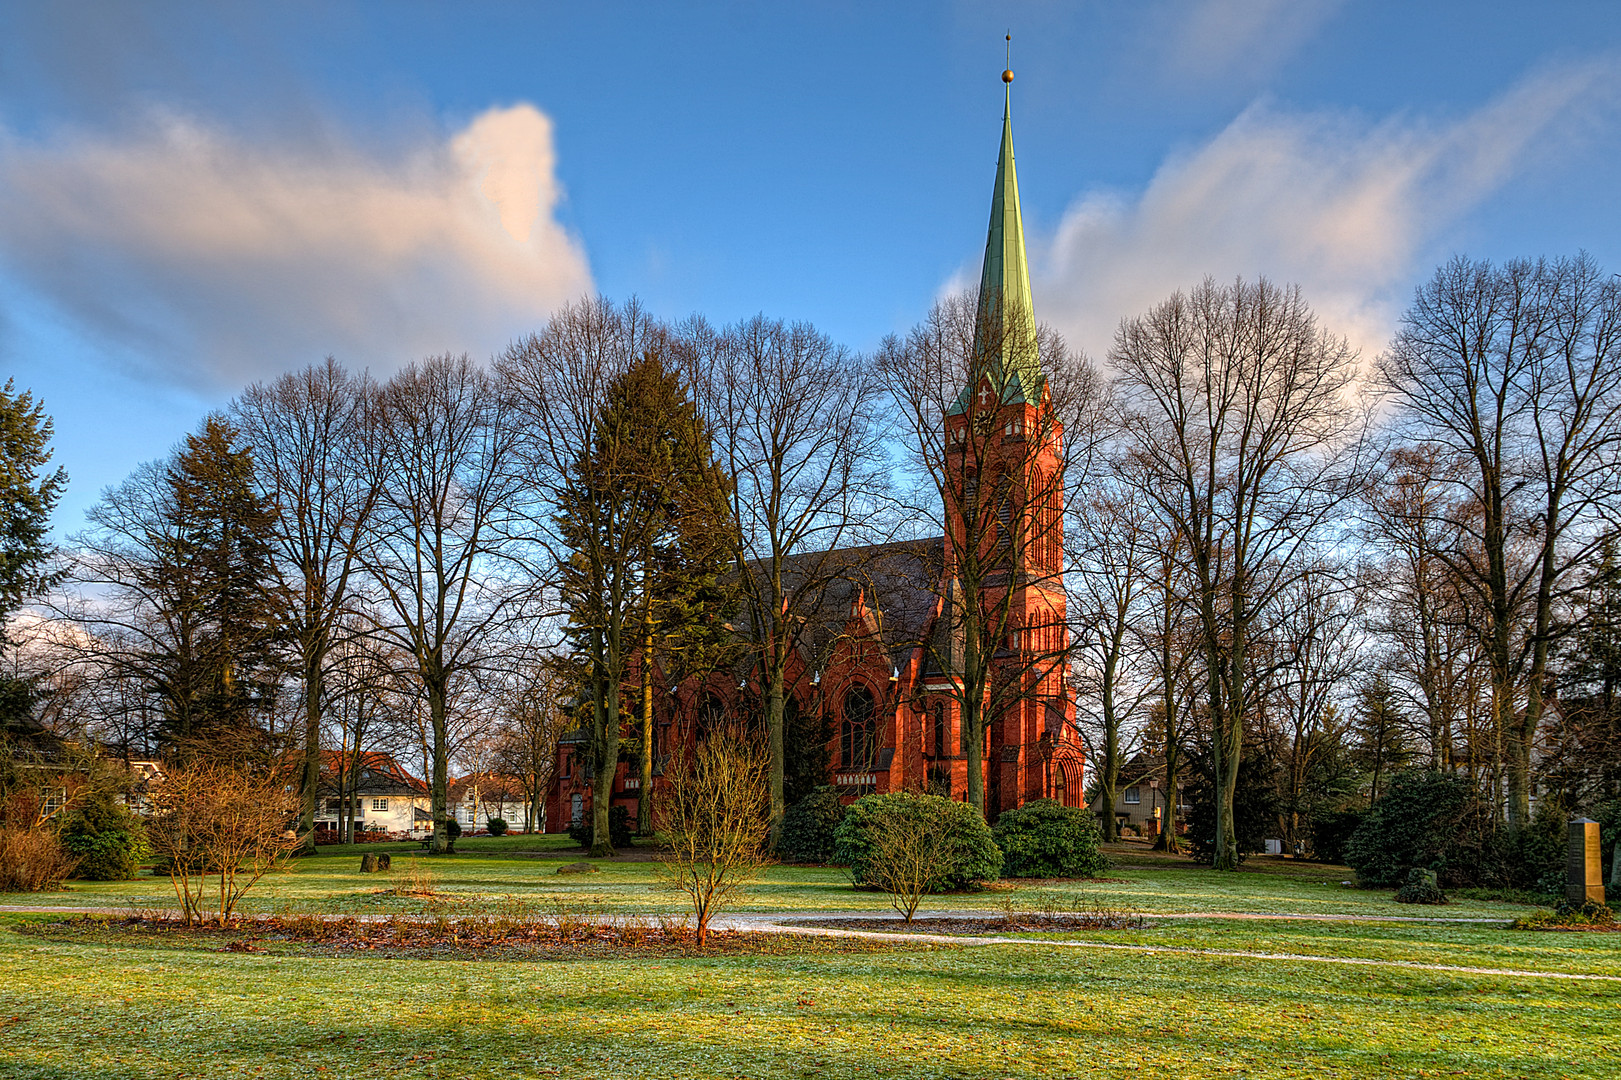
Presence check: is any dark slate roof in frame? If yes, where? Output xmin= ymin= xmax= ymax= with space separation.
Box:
xmin=742 ymin=537 xmax=944 ymax=671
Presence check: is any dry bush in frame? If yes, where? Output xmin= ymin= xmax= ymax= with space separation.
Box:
xmin=860 ymin=812 xmax=956 ymax=923
xmin=145 ymin=762 xmax=300 ymax=925
xmin=0 ymin=825 xmax=78 ymax=892
xmin=655 ymin=725 xmax=772 ymax=946
xmin=391 ymin=857 xmax=439 ymax=898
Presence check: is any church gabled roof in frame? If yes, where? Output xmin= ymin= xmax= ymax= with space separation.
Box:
xmin=951 ymin=74 xmax=1044 ymax=415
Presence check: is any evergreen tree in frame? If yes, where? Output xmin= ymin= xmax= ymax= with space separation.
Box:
xmin=1353 ymin=674 xmax=1412 ymax=803
xmin=151 ymin=418 xmax=285 ymax=757
xmin=0 ymin=380 xmax=66 ymax=729
xmin=0 ymin=380 xmax=66 ymax=623
xmin=557 ymin=351 xmax=736 ymax=848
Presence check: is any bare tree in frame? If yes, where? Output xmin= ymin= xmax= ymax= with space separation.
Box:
xmin=233 ymin=359 xmax=378 ymax=853
xmin=492 ymin=657 xmax=574 ymax=833
xmin=654 ymin=725 xmax=772 ymax=947
xmin=1068 ymin=483 xmax=1158 ymax=841
xmin=357 ymin=355 xmax=525 ymax=855
xmin=1379 ymin=254 xmax=1621 ymax=830
xmin=1111 ymin=277 xmax=1364 ymax=869
xmin=145 ymin=761 xmax=300 ymax=925
xmin=1270 ymin=561 xmax=1362 ymax=847
xmin=688 ymin=315 xmax=891 ymax=836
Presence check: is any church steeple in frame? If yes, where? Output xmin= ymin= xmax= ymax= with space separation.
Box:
xmin=959 ymin=61 xmax=1043 ymax=412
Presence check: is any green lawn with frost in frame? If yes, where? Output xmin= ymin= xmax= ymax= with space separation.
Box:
xmin=4 ymin=835 xmax=1558 ymax=922
xmin=3 ymin=911 xmax=1617 ymax=1080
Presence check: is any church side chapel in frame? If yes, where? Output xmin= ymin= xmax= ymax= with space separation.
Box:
xmin=548 ymin=71 xmax=1082 ymax=832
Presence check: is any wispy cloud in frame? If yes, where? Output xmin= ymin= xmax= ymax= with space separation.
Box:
xmin=1035 ymin=59 xmax=1621 ymax=362
xmin=1149 ymin=0 xmax=1344 ymax=85
xmin=0 ymin=103 xmax=591 ymax=389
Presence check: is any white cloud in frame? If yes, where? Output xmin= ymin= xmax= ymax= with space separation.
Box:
xmin=1152 ymin=0 xmax=1344 ymax=85
xmin=1036 ymin=60 xmax=1620 ymax=363
xmin=0 ymin=103 xmax=592 ymax=389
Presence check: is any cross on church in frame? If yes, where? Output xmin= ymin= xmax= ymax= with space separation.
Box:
xmin=979 ymin=384 xmax=993 ymax=406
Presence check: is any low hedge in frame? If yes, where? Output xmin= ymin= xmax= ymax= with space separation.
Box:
xmin=833 ymin=791 xmax=1001 ymax=891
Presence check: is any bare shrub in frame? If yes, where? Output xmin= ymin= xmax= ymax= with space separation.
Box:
xmin=0 ymin=825 xmax=77 ymax=892
xmin=860 ymin=811 xmax=955 ymax=924
xmin=145 ymin=762 xmax=300 ymax=925
xmin=655 ymin=726 xmax=772 ymax=946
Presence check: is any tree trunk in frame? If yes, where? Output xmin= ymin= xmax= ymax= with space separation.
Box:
xmin=766 ymin=662 xmax=785 ymax=843
xmin=428 ymin=672 xmax=450 ymax=855
xmin=590 ymin=651 xmax=620 ymax=858
xmin=298 ymin=650 xmax=322 ymax=855
xmin=638 ymin=629 xmax=655 ymax=836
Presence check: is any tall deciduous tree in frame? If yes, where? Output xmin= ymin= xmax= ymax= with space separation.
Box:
xmin=358 ymin=355 xmax=524 ymax=855
xmin=233 ymin=359 xmax=378 ymax=852
xmin=1379 ymin=254 xmax=1621 ymax=831
xmin=690 ymin=315 xmax=889 ymax=837
xmin=1111 ymin=277 xmax=1363 ymax=869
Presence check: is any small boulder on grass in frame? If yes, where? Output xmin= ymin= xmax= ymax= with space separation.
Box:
xmin=1395 ymin=867 xmax=1448 ymax=904
xmin=557 ymin=861 xmax=599 ymax=875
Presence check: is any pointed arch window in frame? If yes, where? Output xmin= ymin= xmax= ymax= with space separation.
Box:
xmin=840 ymin=684 xmax=877 ymax=769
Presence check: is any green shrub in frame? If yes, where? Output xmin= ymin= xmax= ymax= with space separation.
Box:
xmin=1394 ymin=867 xmax=1448 ymax=904
xmin=1344 ymin=769 xmax=1494 ymax=888
xmin=991 ymin=799 xmax=1108 ymax=878
xmin=485 ymin=817 xmax=508 ymax=837
xmin=567 ymin=804 xmax=632 ymax=850
xmin=776 ymin=786 xmax=846 ymax=863
xmin=833 ymin=792 xmax=1001 ymax=891
xmin=446 ymin=817 xmax=463 ymax=841
xmin=59 ymin=794 xmax=148 ymax=881
xmin=1310 ymin=808 xmax=1365 ymax=865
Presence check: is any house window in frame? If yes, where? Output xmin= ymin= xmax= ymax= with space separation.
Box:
xmin=1124 ymin=787 xmax=1141 ymax=805
xmin=840 ymin=684 xmax=877 ymax=769
xmin=41 ymin=786 xmax=66 ymax=820
xmin=932 ymin=702 xmax=948 ymax=758
xmin=372 ymin=799 xmax=389 ymax=812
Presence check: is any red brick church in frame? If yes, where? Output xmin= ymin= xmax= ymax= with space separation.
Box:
xmin=548 ymin=74 xmax=1082 ymax=831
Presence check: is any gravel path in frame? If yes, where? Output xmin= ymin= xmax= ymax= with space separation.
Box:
xmin=5 ymin=903 xmax=1613 ymax=983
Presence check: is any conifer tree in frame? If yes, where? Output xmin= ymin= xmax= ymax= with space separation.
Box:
xmin=154 ymin=417 xmax=286 ymax=756
xmin=0 ymin=380 xmax=66 ymax=728
xmin=555 ymin=351 xmax=735 ymax=849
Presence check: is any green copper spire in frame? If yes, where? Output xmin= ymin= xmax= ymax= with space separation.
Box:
xmin=975 ymin=72 xmax=1042 ymax=404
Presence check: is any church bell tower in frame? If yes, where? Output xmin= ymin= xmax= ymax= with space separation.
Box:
xmin=940 ymin=58 xmax=1080 ymax=814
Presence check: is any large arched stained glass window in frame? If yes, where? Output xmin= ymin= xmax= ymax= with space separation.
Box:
xmin=840 ymin=685 xmax=877 ymax=769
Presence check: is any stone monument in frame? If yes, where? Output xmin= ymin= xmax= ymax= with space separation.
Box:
xmin=1567 ymin=818 xmax=1605 ymax=906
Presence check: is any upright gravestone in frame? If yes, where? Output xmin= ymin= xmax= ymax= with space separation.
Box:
xmin=1568 ymin=818 xmax=1605 ymax=906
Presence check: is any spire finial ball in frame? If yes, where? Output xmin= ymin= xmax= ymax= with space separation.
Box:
xmin=1003 ymin=69 xmax=1014 ymax=83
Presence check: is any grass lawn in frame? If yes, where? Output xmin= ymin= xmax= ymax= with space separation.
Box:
xmin=6 ymin=836 xmax=1562 ymax=921
xmin=5 ymin=839 xmax=1619 ymax=1077
xmin=4 ymin=910 xmax=1618 ymax=1079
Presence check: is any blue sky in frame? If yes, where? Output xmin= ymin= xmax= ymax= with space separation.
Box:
xmin=3 ymin=1 xmax=1619 ymax=534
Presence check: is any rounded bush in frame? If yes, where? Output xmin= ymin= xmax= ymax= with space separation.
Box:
xmin=485 ymin=817 xmax=508 ymax=837
xmin=991 ymin=799 xmax=1109 ymax=878
xmin=1394 ymin=866 xmax=1448 ymax=905
xmin=59 ymin=795 xmax=148 ymax=881
xmin=1344 ymin=769 xmax=1492 ymax=888
xmin=445 ymin=817 xmax=463 ymax=841
xmin=776 ymin=786 xmax=846 ymax=863
xmin=833 ymin=791 xmax=1001 ymax=891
